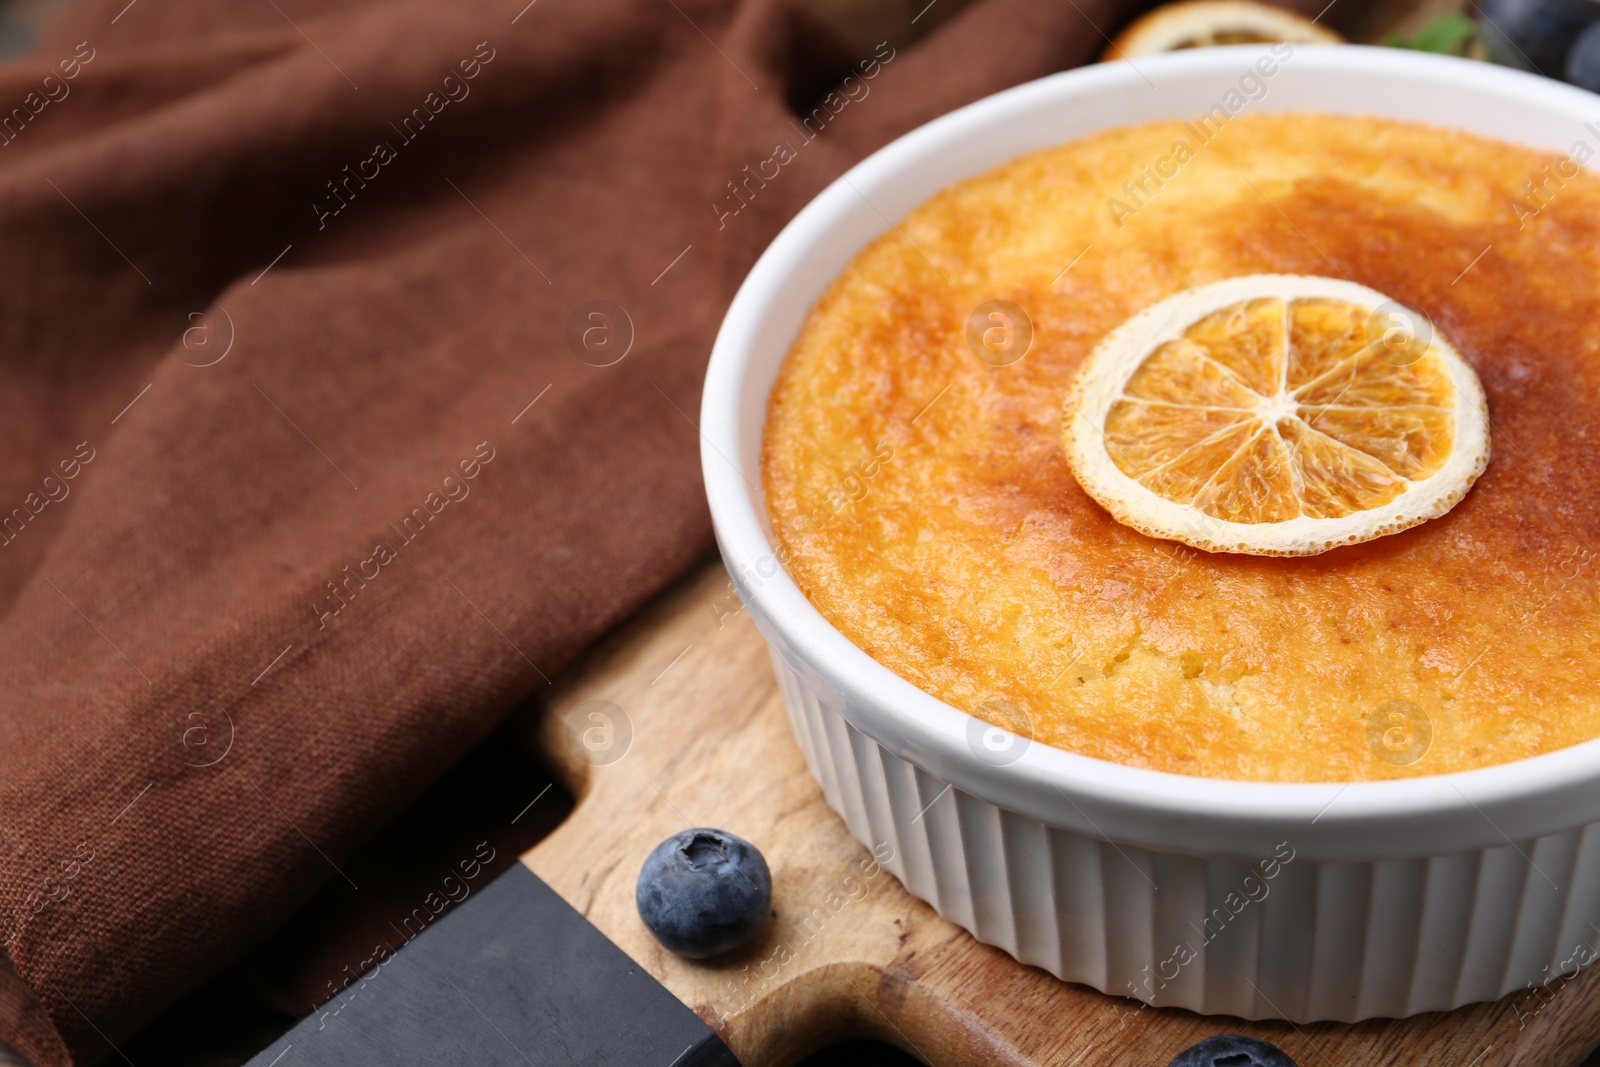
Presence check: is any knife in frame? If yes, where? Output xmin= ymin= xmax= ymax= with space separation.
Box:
xmin=246 ymin=863 xmax=738 ymax=1066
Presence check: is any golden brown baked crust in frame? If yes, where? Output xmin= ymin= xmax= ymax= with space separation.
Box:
xmin=761 ymin=112 xmax=1600 ymax=783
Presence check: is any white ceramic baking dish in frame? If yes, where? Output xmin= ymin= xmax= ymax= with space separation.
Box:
xmin=700 ymin=45 xmax=1600 ymax=1022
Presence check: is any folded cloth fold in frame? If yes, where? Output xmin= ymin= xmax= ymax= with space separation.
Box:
xmin=0 ymin=0 xmax=1346 ymax=1060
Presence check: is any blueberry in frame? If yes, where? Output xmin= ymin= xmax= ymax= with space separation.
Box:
xmin=1168 ymin=1034 xmax=1299 ymax=1067
xmin=1477 ymin=0 xmax=1600 ymax=76
xmin=636 ymin=828 xmax=771 ymax=959
xmin=1566 ymin=19 xmax=1600 ymax=89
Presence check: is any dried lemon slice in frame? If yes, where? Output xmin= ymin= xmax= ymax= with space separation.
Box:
xmin=1102 ymin=0 xmax=1343 ymax=60
xmin=1063 ymin=275 xmax=1489 ymax=556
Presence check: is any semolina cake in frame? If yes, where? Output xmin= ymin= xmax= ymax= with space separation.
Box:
xmin=760 ymin=112 xmax=1600 ymax=783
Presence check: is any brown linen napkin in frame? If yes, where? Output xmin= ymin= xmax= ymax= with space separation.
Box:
xmin=0 ymin=0 xmax=1353 ymax=1061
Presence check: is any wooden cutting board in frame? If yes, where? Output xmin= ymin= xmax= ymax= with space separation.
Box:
xmin=512 ymin=558 xmax=1600 ymax=1067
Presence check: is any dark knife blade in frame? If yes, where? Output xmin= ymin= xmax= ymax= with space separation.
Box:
xmin=246 ymin=863 xmax=738 ymax=1066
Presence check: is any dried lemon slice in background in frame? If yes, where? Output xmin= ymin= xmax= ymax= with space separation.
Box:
xmin=1102 ymin=0 xmax=1343 ymax=60
xmin=1063 ymin=275 xmax=1489 ymax=556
